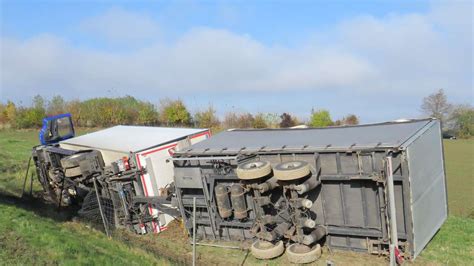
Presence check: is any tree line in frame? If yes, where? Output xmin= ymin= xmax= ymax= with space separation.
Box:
xmin=0 ymin=89 xmax=471 ymax=138
xmin=421 ymin=89 xmax=473 ymax=138
xmin=0 ymin=95 xmax=359 ymax=132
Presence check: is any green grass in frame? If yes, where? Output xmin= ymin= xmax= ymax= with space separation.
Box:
xmin=0 ymin=130 xmax=42 ymax=195
xmin=0 ymin=129 xmax=473 ymax=265
xmin=420 ymin=216 xmax=474 ymax=265
xmin=0 ymin=129 xmax=96 ymax=196
xmin=0 ymin=202 xmax=170 ymax=265
xmin=443 ymin=139 xmax=474 ymax=217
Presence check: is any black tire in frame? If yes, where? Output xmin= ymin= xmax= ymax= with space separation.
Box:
xmin=273 ymin=161 xmax=311 ymax=181
xmin=286 ymin=243 xmax=321 ymax=264
xmin=236 ymin=161 xmax=272 ymax=180
xmin=251 ymin=240 xmax=285 ymax=259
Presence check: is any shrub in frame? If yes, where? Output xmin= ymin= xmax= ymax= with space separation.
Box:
xmin=310 ymin=109 xmax=333 ymax=127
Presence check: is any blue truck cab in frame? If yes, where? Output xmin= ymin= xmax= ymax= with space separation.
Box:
xmin=39 ymin=113 xmax=75 ymax=145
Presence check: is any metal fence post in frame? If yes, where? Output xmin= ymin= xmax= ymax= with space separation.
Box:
xmin=193 ymin=197 xmax=197 ymax=266
xmin=93 ymin=177 xmax=110 ymax=237
xmin=21 ymin=156 xmax=32 ymax=198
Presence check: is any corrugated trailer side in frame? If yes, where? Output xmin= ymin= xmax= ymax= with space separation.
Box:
xmin=403 ymin=120 xmax=448 ymax=258
xmin=172 ymin=118 xmax=447 ymax=261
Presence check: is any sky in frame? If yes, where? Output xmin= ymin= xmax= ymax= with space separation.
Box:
xmin=0 ymin=0 xmax=473 ymax=123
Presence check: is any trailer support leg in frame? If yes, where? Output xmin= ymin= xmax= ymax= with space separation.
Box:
xmin=387 ymin=156 xmax=398 ymax=266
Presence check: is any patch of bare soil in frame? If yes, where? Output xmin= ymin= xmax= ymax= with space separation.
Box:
xmin=115 ymin=221 xmax=391 ymax=266
xmin=0 ymin=190 xmax=79 ymax=222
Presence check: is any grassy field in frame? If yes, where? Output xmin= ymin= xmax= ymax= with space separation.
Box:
xmin=443 ymin=139 xmax=474 ymax=217
xmin=0 ymin=129 xmax=473 ymax=265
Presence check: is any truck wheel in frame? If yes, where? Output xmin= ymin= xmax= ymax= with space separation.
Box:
xmin=251 ymin=240 xmax=284 ymax=259
xmin=64 ymin=166 xmax=82 ymax=178
xmin=286 ymin=243 xmax=321 ymax=264
xmin=273 ymin=161 xmax=311 ymax=181
xmin=236 ymin=161 xmax=272 ymax=180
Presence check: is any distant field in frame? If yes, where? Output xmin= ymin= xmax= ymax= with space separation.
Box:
xmin=0 ymin=129 xmax=473 ymax=265
xmin=443 ymin=139 xmax=474 ymax=217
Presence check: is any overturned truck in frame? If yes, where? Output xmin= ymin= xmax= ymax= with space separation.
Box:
xmin=172 ymin=119 xmax=447 ymax=263
xmin=32 ymin=114 xmax=210 ymax=234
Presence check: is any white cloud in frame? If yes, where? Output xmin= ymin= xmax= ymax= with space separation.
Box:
xmin=80 ymin=7 xmax=160 ymax=44
xmin=0 ymin=2 xmax=472 ymax=107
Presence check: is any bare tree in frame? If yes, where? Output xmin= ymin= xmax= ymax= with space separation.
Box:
xmin=236 ymin=113 xmax=254 ymax=128
xmin=263 ymin=113 xmax=281 ymax=128
xmin=222 ymin=112 xmax=254 ymax=129
xmin=47 ymin=95 xmax=66 ymax=116
xmin=421 ymin=89 xmax=452 ymax=123
xmin=280 ymin=113 xmax=296 ymax=128
xmin=334 ymin=114 xmax=359 ymax=126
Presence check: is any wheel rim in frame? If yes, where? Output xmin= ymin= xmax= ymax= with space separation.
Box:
xmin=280 ymin=161 xmax=303 ymax=170
xmin=242 ymin=161 xmax=266 ymax=170
xmin=254 ymin=241 xmax=275 ymax=250
xmin=289 ymin=244 xmax=311 ymax=253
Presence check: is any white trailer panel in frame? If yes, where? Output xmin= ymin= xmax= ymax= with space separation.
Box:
xmin=60 ymin=125 xmax=210 ymax=233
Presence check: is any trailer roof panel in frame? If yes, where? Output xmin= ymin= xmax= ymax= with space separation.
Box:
xmin=61 ymin=125 xmax=206 ymax=153
xmin=180 ymin=119 xmax=435 ymax=154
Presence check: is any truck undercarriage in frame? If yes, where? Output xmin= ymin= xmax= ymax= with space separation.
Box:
xmin=32 ymin=144 xmax=172 ymax=234
xmin=31 ymin=114 xmax=176 ymax=235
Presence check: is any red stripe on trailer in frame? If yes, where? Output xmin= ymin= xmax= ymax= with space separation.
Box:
xmin=135 ymin=153 xmax=157 ymax=232
xmin=137 ymin=143 xmax=178 ymax=233
xmin=139 ymin=130 xmax=210 ymax=156
xmin=191 ymin=131 xmax=211 ymax=139
xmin=141 ymin=143 xmax=178 ymax=156
xmin=135 ymin=154 xmax=149 ymax=196
xmin=136 ymin=129 xmax=211 ymax=233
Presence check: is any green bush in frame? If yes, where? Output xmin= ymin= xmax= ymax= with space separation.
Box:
xmin=310 ymin=109 xmax=333 ymax=127
xmin=159 ymin=99 xmax=191 ymax=126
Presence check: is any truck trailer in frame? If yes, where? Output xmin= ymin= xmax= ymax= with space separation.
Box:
xmin=171 ymin=118 xmax=447 ymax=263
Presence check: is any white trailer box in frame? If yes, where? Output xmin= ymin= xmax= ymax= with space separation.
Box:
xmin=60 ymin=125 xmax=210 ymax=232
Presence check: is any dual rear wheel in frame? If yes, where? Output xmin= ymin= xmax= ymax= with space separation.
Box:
xmin=236 ymin=160 xmax=311 ymax=180
xmin=250 ymin=240 xmax=322 ymax=263
xmin=239 ymin=160 xmax=320 ymax=263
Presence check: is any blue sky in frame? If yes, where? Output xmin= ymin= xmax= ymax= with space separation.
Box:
xmin=1 ymin=0 xmax=472 ymax=122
